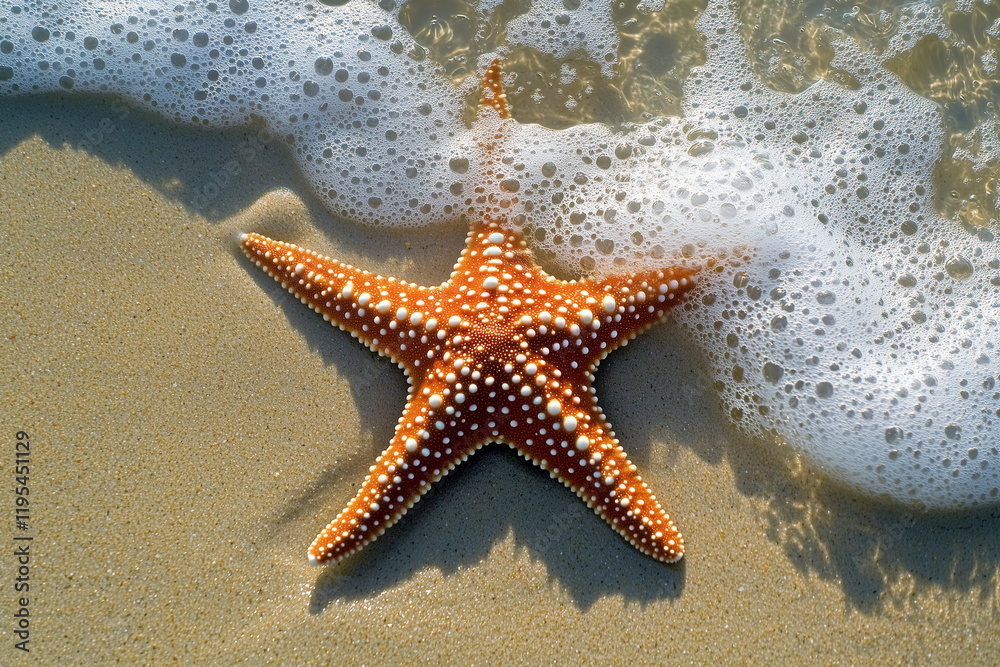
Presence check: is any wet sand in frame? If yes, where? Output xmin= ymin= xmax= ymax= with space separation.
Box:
xmin=1 ymin=94 xmax=998 ymax=665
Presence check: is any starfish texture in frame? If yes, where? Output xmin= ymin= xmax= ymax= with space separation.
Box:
xmin=240 ymin=61 xmax=698 ymax=565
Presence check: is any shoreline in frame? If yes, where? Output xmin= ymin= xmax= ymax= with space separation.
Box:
xmin=1 ymin=93 xmax=998 ymax=664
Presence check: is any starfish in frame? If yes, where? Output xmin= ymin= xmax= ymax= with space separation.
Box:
xmin=239 ymin=61 xmax=698 ymax=565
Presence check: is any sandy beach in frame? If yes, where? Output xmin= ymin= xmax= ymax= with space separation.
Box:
xmin=2 ymin=87 xmax=999 ymax=665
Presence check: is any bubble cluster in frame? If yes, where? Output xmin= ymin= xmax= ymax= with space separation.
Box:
xmin=499 ymin=0 xmax=620 ymax=77
xmin=0 ymin=0 xmax=470 ymax=225
xmin=3 ymin=0 xmax=999 ymax=509
xmin=671 ymin=4 xmax=1000 ymax=509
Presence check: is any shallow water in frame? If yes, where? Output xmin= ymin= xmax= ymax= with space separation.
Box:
xmin=2 ymin=0 xmax=1000 ymax=664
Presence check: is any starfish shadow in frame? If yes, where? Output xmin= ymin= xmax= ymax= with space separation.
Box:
xmin=307 ymin=446 xmax=685 ymax=613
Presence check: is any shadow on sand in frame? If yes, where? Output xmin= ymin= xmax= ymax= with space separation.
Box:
xmin=5 ymin=93 xmax=996 ymax=614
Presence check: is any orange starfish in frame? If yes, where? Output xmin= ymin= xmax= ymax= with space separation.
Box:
xmin=239 ymin=60 xmax=698 ymax=565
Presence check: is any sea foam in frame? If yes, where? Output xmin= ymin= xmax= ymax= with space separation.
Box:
xmin=2 ymin=0 xmax=998 ymax=508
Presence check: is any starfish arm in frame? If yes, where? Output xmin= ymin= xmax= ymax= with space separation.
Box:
xmin=557 ymin=267 xmax=700 ymax=367
xmin=445 ymin=222 xmax=542 ymax=297
xmin=308 ymin=376 xmax=482 ymax=565
xmin=239 ymin=232 xmax=441 ymax=372
xmin=510 ymin=404 xmax=684 ymax=563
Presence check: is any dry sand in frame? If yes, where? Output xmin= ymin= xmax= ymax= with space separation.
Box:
xmin=1 ymin=94 xmax=998 ymax=665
